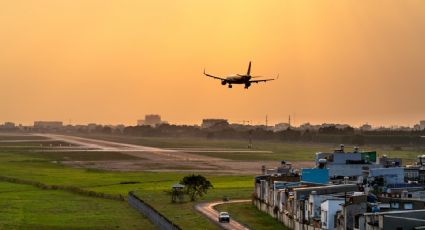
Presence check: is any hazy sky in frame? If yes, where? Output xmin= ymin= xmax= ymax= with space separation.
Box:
xmin=1 ymin=1 xmax=425 ymax=127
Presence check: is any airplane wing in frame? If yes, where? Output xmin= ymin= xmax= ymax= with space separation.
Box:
xmin=249 ymin=78 xmax=275 ymax=83
xmin=250 ymin=74 xmax=279 ymax=83
xmin=203 ymin=69 xmax=226 ymax=80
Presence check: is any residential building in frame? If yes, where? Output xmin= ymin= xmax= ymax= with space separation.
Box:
xmin=369 ymin=167 xmax=405 ymax=185
xmin=321 ymin=198 xmax=345 ymax=230
xmin=315 ymin=146 xmax=382 ymax=178
xmin=253 ymin=149 xmax=425 ymax=230
xmin=33 ymin=121 xmax=63 ymax=129
xmin=201 ymin=119 xmax=229 ymax=129
xmin=360 ymin=123 xmax=372 ymax=131
xmin=362 ymin=210 xmax=425 ymax=230
xmin=420 ymin=120 xmax=425 ymax=131
xmin=274 ymin=123 xmax=290 ymax=132
xmin=137 ymin=114 xmax=163 ymax=127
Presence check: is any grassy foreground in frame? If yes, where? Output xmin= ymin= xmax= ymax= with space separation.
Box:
xmin=215 ymin=202 xmax=289 ymax=230
xmin=0 ymin=149 xmax=253 ymax=230
xmin=0 ymin=182 xmax=152 ymax=230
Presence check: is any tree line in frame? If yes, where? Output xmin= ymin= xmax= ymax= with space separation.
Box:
xmin=75 ymin=123 xmax=425 ymax=146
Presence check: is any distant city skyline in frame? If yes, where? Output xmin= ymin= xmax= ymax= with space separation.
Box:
xmin=1 ymin=116 xmax=424 ymax=129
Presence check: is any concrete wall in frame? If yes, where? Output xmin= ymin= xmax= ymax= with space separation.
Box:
xmin=254 ymin=198 xmax=323 ymax=230
xmin=128 ymin=191 xmax=182 ymax=230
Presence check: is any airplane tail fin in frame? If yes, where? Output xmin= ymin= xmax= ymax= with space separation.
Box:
xmin=247 ymin=61 xmax=251 ymax=76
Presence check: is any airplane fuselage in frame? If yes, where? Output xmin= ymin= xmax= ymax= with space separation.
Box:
xmin=224 ymin=75 xmax=251 ymax=84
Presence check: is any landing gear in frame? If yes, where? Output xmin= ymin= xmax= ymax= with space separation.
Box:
xmin=244 ymin=83 xmax=251 ymax=89
xmin=228 ymin=84 xmax=232 ymax=88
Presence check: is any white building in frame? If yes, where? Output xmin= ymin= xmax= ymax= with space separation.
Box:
xmin=360 ymin=123 xmax=372 ymax=131
xmin=420 ymin=120 xmax=425 ymax=131
xmin=33 ymin=121 xmax=63 ymax=129
xmin=321 ymin=199 xmax=345 ymax=230
xmin=307 ymin=193 xmax=335 ymax=222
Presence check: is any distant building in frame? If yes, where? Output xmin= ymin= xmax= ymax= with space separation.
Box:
xmin=229 ymin=123 xmax=253 ymax=131
xmin=3 ymin=122 xmax=16 ymax=129
xmin=369 ymin=167 xmax=405 ymax=185
xmin=33 ymin=121 xmax=63 ymax=129
xmin=320 ymin=123 xmax=350 ymax=129
xmin=274 ymin=123 xmax=290 ymax=132
xmin=379 ymin=155 xmax=402 ymax=168
xmin=299 ymin=122 xmax=321 ymax=131
xmin=201 ymin=119 xmax=229 ymax=129
xmin=301 ymin=168 xmax=330 ymax=184
xmin=137 ymin=114 xmax=162 ymax=127
xmin=397 ymin=126 xmax=413 ymax=131
xmin=360 ymin=123 xmax=372 ymax=131
xmin=315 ymin=145 xmax=382 ymax=178
xmin=137 ymin=120 xmax=145 ymax=126
xmin=420 ymin=120 xmax=425 ymax=130
xmin=87 ymin=123 xmax=99 ymax=132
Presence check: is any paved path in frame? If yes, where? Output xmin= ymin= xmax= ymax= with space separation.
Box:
xmin=195 ymin=200 xmax=251 ymax=230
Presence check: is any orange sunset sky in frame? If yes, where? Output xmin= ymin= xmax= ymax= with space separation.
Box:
xmin=1 ymin=1 xmax=425 ymax=127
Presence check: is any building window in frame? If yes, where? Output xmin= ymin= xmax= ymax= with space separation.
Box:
xmin=390 ymin=202 xmax=400 ymax=209
xmin=404 ymin=203 xmax=413 ymax=210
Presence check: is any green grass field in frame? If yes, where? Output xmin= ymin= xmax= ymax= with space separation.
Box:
xmin=0 ymin=147 xmax=254 ymax=230
xmin=78 ymin=134 xmax=425 ymax=163
xmin=0 ymin=182 xmax=154 ymax=230
xmin=0 ymin=135 xmax=48 ymax=141
xmin=215 ymin=202 xmax=289 ymax=230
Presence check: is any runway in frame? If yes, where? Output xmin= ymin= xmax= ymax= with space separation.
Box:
xmin=33 ymin=133 xmax=313 ymax=174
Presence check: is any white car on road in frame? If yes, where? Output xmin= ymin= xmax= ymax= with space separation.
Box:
xmin=218 ymin=212 xmax=230 ymax=223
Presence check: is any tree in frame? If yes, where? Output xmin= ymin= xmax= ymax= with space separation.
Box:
xmin=180 ymin=174 xmax=213 ymax=201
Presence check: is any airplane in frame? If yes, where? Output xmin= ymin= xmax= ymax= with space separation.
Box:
xmin=203 ymin=61 xmax=278 ymax=89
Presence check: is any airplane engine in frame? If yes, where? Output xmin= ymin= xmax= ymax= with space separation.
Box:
xmin=221 ymin=80 xmax=227 ymax=85
xmin=244 ymin=82 xmax=251 ymax=88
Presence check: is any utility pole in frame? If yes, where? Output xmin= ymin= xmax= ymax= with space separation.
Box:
xmin=266 ymin=115 xmax=268 ymax=127
xmin=288 ymin=115 xmax=291 ymax=129
xmin=248 ymin=130 xmax=253 ymax=149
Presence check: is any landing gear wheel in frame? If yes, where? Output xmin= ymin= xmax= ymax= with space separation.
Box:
xmin=228 ymin=84 xmax=232 ymax=88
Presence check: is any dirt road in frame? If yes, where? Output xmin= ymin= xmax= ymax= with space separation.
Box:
xmin=195 ymin=200 xmax=251 ymax=230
